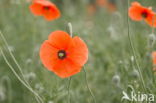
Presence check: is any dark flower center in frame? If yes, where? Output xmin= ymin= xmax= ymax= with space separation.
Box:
xmin=142 ymin=11 xmax=148 ymax=18
xmin=44 ymin=6 xmax=50 ymax=10
xmin=58 ymin=50 xmax=66 ymax=60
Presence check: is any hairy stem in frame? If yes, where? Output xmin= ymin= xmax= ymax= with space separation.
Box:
xmin=83 ymin=67 xmax=96 ymax=103
xmin=127 ymin=0 xmax=146 ymax=92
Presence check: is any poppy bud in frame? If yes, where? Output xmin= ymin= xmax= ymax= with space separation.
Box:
xmin=48 ymin=101 xmax=54 ymax=103
xmin=112 ymin=75 xmax=120 ymax=86
xmin=24 ymin=72 xmax=36 ymax=81
xmin=35 ymin=83 xmax=44 ymax=93
xmin=148 ymin=33 xmax=156 ymax=48
xmin=131 ymin=69 xmax=139 ymax=78
xmin=0 ymin=87 xmax=6 ymax=102
xmin=131 ymin=56 xmax=134 ymax=62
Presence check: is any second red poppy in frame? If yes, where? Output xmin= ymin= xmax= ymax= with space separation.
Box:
xmin=30 ymin=0 xmax=60 ymax=21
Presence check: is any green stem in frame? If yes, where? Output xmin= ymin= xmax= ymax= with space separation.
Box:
xmin=0 ymin=31 xmax=43 ymax=103
xmin=127 ymin=0 xmax=146 ymax=92
xmin=67 ymin=77 xmax=72 ymax=103
xmin=0 ymin=31 xmax=30 ymax=86
xmin=83 ymin=67 xmax=96 ymax=103
xmin=0 ymin=49 xmax=44 ymax=103
xmin=1 ymin=76 xmax=12 ymax=103
xmin=66 ymin=22 xmax=73 ymax=103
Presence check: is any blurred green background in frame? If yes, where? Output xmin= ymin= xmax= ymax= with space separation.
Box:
xmin=0 ymin=0 xmax=156 ymax=103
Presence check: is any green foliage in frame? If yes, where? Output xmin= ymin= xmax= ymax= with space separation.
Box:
xmin=0 ymin=0 xmax=156 ymax=103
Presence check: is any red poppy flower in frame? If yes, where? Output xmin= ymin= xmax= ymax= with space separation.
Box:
xmin=29 ymin=0 xmax=60 ymax=21
xmin=152 ymin=52 xmax=156 ymax=72
xmin=87 ymin=4 xmax=97 ymax=15
xmin=129 ymin=2 xmax=156 ymax=27
xmin=96 ymin=0 xmax=107 ymax=7
xmin=96 ymin=0 xmax=117 ymax=12
xmin=40 ymin=31 xmax=88 ymax=78
xmin=152 ymin=52 xmax=156 ymax=65
xmin=106 ymin=2 xmax=117 ymax=12
xmin=146 ymin=13 xmax=156 ymax=27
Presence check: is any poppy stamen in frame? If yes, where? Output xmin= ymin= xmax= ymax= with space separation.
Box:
xmin=44 ymin=6 xmax=50 ymax=10
xmin=142 ymin=11 xmax=148 ymax=18
xmin=58 ymin=50 xmax=66 ymax=60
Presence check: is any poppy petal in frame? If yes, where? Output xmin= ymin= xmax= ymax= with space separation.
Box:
xmin=30 ymin=0 xmax=60 ymax=21
xmin=145 ymin=13 xmax=156 ymax=27
xmin=67 ymin=37 xmax=88 ymax=66
xmin=48 ymin=31 xmax=73 ymax=50
xmin=40 ymin=41 xmax=59 ymax=71
xmin=52 ymin=59 xmax=82 ymax=78
xmin=43 ymin=7 xmax=60 ymax=21
xmin=152 ymin=52 xmax=156 ymax=65
xmin=37 ymin=0 xmax=60 ymax=21
xmin=36 ymin=0 xmax=52 ymax=6
xmin=129 ymin=5 xmax=143 ymax=21
xmin=29 ymin=3 xmax=43 ymax=16
xmin=131 ymin=1 xmax=141 ymax=6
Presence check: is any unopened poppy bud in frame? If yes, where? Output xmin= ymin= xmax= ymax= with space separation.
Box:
xmin=35 ymin=83 xmax=44 ymax=93
xmin=8 ymin=46 xmax=14 ymax=52
xmin=118 ymin=60 xmax=123 ymax=64
xmin=26 ymin=58 xmax=32 ymax=64
xmin=0 ymin=87 xmax=6 ymax=101
xmin=107 ymin=26 xmax=117 ymax=39
xmin=131 ymin=56 xmax=134 ymax=62
xmin=48 ymin=101 xmax=54 ymax=103
xmin=112 ymin=75 xmax=120 ymax=86
xmin=131 ymin=69 xmax=139 ymax=78
xmin=148 ymin=34 xmax=156 ymax=47
xmin=24 ymin=72 xmax=36 ymax=81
